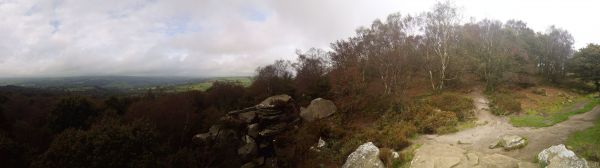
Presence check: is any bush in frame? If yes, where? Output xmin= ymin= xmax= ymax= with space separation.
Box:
xmin=429 ymin=92 xmax=474 ymax=121
xmin=379 ymin=147 xmax=395 ymax=168
xmin=32 ymin=118 xmax=160 ymax=168
xmin=375 ymin=121 xmax=416 ymax=150
xmin=418 ymin=110 xmax=459 ymax=134
xmin=489 ymin=93 xmax=522 ymax=115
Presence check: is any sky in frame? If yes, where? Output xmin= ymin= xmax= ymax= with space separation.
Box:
xmin=0 ymin=0 xmax=598 ymax=77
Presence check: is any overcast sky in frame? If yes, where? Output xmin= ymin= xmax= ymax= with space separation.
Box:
xmin=0 ymin=0 xmax=598 ymax=77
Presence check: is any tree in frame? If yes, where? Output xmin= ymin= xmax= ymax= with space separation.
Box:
xmin=47 ymin=97 xmax=96 ymax=133
xmin=535 ymin=26 xmax=574 ymax=82
xmin=293 ymin=48 xmax=330 ymax=102
xmin=423 ymin=1 xmax=461 ymax=91
xmin=32 ymin=118 xmax=160 ymax=168
xmin=248 ymin=60 xmax=294 ymax=101
xmin=104 ymin=96 xmax=131 ymax=115
xmin=570 ymin=44 xmax=600 ymax=94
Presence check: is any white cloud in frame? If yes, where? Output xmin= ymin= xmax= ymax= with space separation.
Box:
xmin=0 ymin=0 xmax=597 ymax=77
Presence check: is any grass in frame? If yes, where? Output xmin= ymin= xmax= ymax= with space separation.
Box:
xmin=510 ymin=97 xmax=600 ymax=127
xmin=566 ymin=116 xmax=600 ymax=161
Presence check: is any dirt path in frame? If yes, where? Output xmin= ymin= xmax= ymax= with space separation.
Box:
xmin=417 ymin=87 xmax=600 ymax=161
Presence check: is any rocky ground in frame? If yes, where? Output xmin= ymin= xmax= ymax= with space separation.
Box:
xmin=410 ymin=87 xmax=600 ymax=167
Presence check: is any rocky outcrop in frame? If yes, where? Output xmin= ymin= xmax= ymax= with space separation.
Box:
xmin=193 ymin=94 xmax=300 ymax=167
xmin=300 ymin=98 xmax=337 ymax=122
xmin=489 ymin=135 xmax=528 ymax=151
xmin=411 ymin=143 xmax=536 ymax=168
xmin=538 ymin=144 xmax=588 ymax=168
xmin=342 ymin=142 xmax=385 ymax=168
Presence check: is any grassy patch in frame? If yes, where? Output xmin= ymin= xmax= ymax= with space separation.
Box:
xmin=510 ymin=97 xmax=600 ymax=127
xmin=566 ymin=117 xmax=600 ymax=161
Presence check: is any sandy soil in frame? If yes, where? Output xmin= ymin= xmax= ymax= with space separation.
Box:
xmin=416 ymin=87 xmax=600 ymax=161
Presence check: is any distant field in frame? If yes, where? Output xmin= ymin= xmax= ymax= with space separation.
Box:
xmin=0 ymin=76 xmax=252 ymax=93
xmin=172 ymin=77 xmax=252 ymax=92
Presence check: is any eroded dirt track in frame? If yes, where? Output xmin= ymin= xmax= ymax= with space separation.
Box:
xmin=417 ymin=87 xmax=600 ymax=161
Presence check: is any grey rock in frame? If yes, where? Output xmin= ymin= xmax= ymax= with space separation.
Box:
xmin=300 ymin=98 xmax=337 ymax=122
xmin=238 ymin=135 xmax=258 ymax=158
xmin=342 ymin=142 xmax=385 ymax=168
xmin=238 ymin=111 xmax=257 ymax=123
xmin=490 ymin=135 xmax=527 ymax=150
xmin=259 ymin=123 xmax=287 ymax=137
xmin=247 ymin=123 xmax=260 ymax=138
xmin=192 ymin=133 xmax=211 ymax=144
xmin=259 ymin=94 xmax=292 ymax=106
xmin=538 ymin=144 xmax=588 ymax=168
xmin=241 ymin=162 xmax=256 ymax=168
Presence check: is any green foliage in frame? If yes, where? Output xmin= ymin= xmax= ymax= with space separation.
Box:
xmin=511 ymin=98 xmax=600 ymax=127
xmin=570 ymin=43 xmax=600 ymax=93
xmin=429 ymin=92 xmax=474 ymax=121
xmin=32 ymin=118 xmax=160 ymax=168
xmin=567 ymin=117 xmax=600 ymax=161
xmin=48 ymin=97 xmax=97 ymax=133
xmin=489 ymin=92 xmax=522 ymax=115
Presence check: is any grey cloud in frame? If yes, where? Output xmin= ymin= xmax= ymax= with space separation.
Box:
xmin=0 ymin=0 xmax=598 ymax=77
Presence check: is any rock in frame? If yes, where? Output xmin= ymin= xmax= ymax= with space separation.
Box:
xmin=411 ymin=143 xmax=534 ymax=168
xmin=247 ymin=123 xmax=260 ymax=138
xmin=300 ymin=98 xmax=337 ymax=122
xmin=238 ymin=111 xmax=257 ymax=123
xmin=410 ymin=143 xmax=466 ymax=168
xmin=241 ymin=162 xmax=256 ymax=168
xmin=518 ymin=162 xmax=539 ymax=168
xmin=490 ymin=135 xmax=527 ymax=150
xmin=259 ymin=123 xmax=288 ymax=137
xmin=208 ymin=125 xmax=222 ymax=137
xmin=254 ymin=156 xmax=265 ymax=166
xmin=238 ymin=135 xmax=258 ymax=159
xmin=392 ymin=151 xmax=400 ymax=159
xmin=479 ymin=154 xmax=519 ymax=168
xmin=538 ymin=144 xmax=588 ymax=168
xmin=192 ymin=133 xmax=211 ymax=144
xmin=317 ymin=137 xmax=326 ymax=148
xmin=342 ymin=142 xmax=385 ymax=168
xmin=259 ymin=94 xmax=292 ymax=106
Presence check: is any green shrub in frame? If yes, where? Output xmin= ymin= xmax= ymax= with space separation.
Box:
xmin=429 ymin=92 xmax=474 ymax=121
xmin=489 ymin=93 xmax=522 ymax=115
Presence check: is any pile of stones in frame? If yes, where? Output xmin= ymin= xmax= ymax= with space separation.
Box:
xmin=193 ymin=94 xmax=300 ymax=168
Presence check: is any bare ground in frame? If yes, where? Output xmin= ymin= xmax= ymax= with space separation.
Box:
xmin=416 ymin=87 xmax=600 ymax=162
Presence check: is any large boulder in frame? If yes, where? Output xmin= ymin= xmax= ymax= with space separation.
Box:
xmin=300 ymin=98 xmax=337 ymax=122
xmin=342 ymin=142 xmax=385 ymax=168
xmin=489 ymin=135 xmax=527 ymax=150
xmin=538 ymin=144 xmax=588 ymax=168
xmin=259 ymin=94 xmax=292 ymax=106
